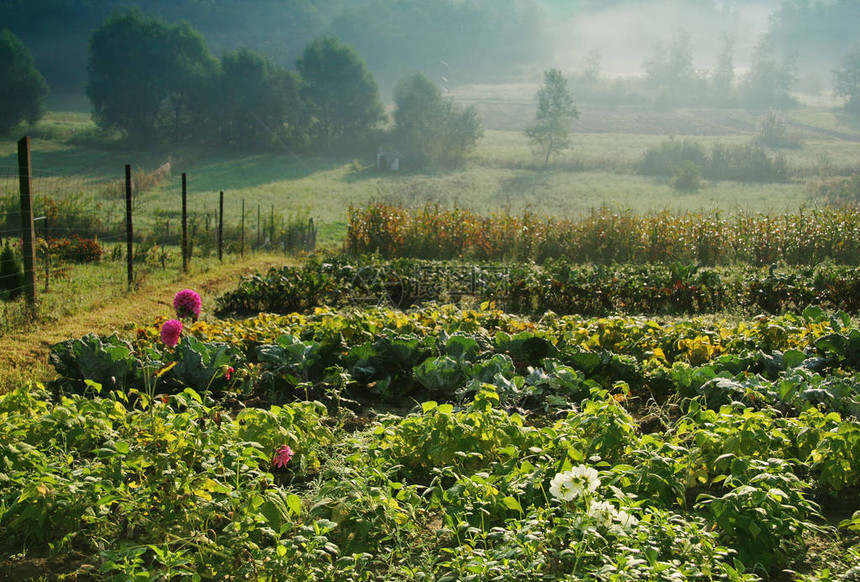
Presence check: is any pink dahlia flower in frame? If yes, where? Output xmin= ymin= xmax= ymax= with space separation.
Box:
xmin=173 ymin=289 xmax=202 ymax=321
xmin=160 ymin=319 xmax=183 ymax=347
xmin=272 ymin=445 xmax=294 ymax=468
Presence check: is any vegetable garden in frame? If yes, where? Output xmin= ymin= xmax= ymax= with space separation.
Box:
xmin=2 ymin=251 xmax=860 ymax=579
xmin=2 ymin=102 xmax=860 ymax=580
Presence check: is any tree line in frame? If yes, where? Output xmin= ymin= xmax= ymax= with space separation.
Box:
xmin=569 ymin=29 xmax=860 ymax=112
xmin=2 ymin=8 xmax=484 ymax=167
xmin=0 ymin=0 xmax=545 ymax=94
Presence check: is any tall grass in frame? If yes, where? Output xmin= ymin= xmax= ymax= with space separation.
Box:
xmin=347 ymin=203 xmax=860 ymax=266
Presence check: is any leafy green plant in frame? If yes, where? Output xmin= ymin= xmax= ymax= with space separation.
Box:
xmin=696 ymin=463 xmax=822 ymax=573
xmin=0 ymin=239 xmax=23 ymax=301
xmin=48 ymin=333 xmax=143 ymax=393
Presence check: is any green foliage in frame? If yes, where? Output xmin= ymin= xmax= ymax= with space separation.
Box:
xmin=524 ymin=68 xmax=579 ymax=168
xmin=86 ymin=8 xmax=219 ymax=144
xmin=214 ymin=257 xmax=860 ymax=318
xmin=167 ymin=335 xmax=242 ymax=395
xmin=643 ymin=28 xmax=699 ymax=106
xmin=0 ymin=28 xmax=48 ymax=135
xmin=46 ymin=235 xmax=103 ymax=264
xmin=834 ymin=45 xmax=860 ymax=115
xmin=296 ymin=36 xmax=385 ymax=151
xmin=392 ymin=72 xmax=483 ymax=168
xmin=48 ymin=332 xmax=245 ymax=397
xmin=740 ymin=38 xmax=797 ymax=110
xmin=671 ymin=160 xmax=703 ymax=192
xmin=370 ymin=387 xmax=530 ymax=480
xmin=753 ymin=109 xmax=801 ymax=149
xmin=0 ymin=240 xmax=23 ymax=301
xmin=640 ymin=137 xmax=789 ymax=183
xmin=696 ymin=463 xmax=821 ymax=573
xmin=48 ymin=333 xmax=142 ymax=393
xmin=216 ymin=48 xmax=305 ymax=148
xmin=8 ymin=303 xmax=860 ymax=578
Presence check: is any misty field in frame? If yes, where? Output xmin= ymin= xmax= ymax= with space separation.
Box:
xmin=3 ymin=98 xmax=858 ymax=247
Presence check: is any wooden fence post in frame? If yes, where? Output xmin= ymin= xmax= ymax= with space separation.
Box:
xmin=17 ymin=137 xmax=36 ymax=311
xmin=42 ymin=217 xmax=49 ymax=292
xmin=125 ymin=164 xmax=134 ymax=288
xmin=182 ymin=173 xmax=188 ymax=274
xmin=218 ymin=190 xmax=224 ymax=262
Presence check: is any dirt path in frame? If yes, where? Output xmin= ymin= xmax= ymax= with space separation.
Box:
xmin=0 ymin=255 xmax=285 ymax=389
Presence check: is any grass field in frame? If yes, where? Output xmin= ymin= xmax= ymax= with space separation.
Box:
xmin=0 ymin=94 xmax=857 ymax=247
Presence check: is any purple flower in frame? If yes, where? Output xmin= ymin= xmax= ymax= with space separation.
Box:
xmin=160 ymin=319 xmax=183 ymax=347
xmin=272 ymin=445 xmax=294 ymax=468
xmin=173 ymin=289 xmax=202 ymax=321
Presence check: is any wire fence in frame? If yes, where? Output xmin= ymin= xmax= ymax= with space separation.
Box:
xmin=0 ymin=139 xmax=317 ymax=321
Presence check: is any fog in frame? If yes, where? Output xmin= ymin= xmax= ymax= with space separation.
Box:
xmin=2 ymin=0 xmax=857 ymax=100
xmin=549 ymin=0 xmax=780 ymax=77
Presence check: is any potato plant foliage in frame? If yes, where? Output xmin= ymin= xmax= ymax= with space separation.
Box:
xmin=2 ymin=302 xmax=860 ymax=579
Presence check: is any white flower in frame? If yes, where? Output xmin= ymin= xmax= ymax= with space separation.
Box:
xmin=569 ymin=465 xmax=600 ymax=494
xmin=548 ymin=465 xmax=601 ymax=501
xmin=587 ymin=500 xmax=617 ymax=528
xmin=549 ymin=471 xmax=578 ymax=501
xmin=615 ymin=509 xmax=639 ymax=530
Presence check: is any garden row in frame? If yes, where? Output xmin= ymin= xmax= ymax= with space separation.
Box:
xmin=346 ymin=204 xmax=860 ymax=266
xmin=50 ymin=303 xmax=860 ymax=420
xmin=3 ymin=301 xmax=859 ymax=579
xmin=213 ymin=258 xmax=860 ymax=317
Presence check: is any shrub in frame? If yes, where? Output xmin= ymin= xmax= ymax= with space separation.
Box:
xmin=671 ymin=161 xmax=702 ymax=191
xmin=638 ymin=137 xmax=708 ymax=177
xmin=0 ymin=239 xmax=23 ymax=300
xmin=47 ymin=235 xmax=103 ymax=264
xmin=754 ymin=109 xmax=786 ymax=146
xmin=640 ymin=139 xmax=790 ymax=184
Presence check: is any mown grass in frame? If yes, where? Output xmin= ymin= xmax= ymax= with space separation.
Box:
xmin=0 ymin=245 xmax=226 ymax=336
xmin=0 ymin=249 xmax=289 ymax=392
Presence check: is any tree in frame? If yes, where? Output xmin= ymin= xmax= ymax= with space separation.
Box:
xmin=740 ymin=37 xmax=797 ymax=109
xmin=712 ymin=33 xmax=736 ymax=104
xmin=582 ymin=49 xmax=603 ymax=85
xmin=524 ymin=68 xmax=579 ymax=169
xmin=296 ymin=36 xmax=384 ymax=150
xmin=643 ymin=29 xmax=697 ymax=105
xmin=834 ymin=46 xmax=860 ymax=115
xmin=217 ymin=48 xmax=305 ymax=147
xmin=0 ymin=29 xmax=48 ymax=136
xmin=392 ymin=72 xmax=483 ymax=168
xmin=86 ymin=9 xmax=219 ymax=144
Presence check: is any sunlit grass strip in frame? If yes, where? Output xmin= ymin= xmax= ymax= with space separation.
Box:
xmin=347 ymin=203 xmax=860 ymax=266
